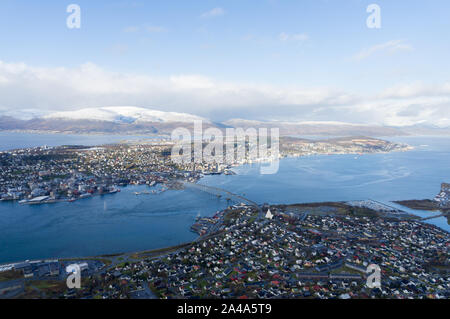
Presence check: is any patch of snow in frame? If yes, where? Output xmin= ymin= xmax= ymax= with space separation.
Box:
xmin=44 ymin=106 xmax=208 ymax=123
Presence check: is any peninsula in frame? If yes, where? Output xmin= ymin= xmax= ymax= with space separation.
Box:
xmin=0 ymin=137 xmax=410 ymax=203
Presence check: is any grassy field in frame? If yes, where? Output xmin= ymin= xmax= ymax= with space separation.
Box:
xmin=394 ymin=199 xmax=441 ymax=211
xmin=0 ymin=270 xmax=23 ymax=282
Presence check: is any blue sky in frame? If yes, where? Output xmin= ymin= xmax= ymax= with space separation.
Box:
xmin=0 ymin=0 xmax=449 ymax=126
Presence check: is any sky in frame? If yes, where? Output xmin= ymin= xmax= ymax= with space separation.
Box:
xmin=0 ymin=0 xmax=449 ymax=126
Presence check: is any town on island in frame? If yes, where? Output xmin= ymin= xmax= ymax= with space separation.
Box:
xmin=0 ymin=137 xmax=448 ymax=299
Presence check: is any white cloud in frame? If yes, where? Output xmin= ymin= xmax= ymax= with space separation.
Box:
xmin=279 ymin=32 xmax=309 ymax=42
xmin=201 ymin=7 xmax=225 ymax=18
xmin=109 ymin=44 xmax=129 ymax=55
xmin=123 ymin=26 xmax=140 ymax=33
xmin=380 ymin=82 xmax=450 ymax=99
xmin=145 ymin=25 xmax=167 ymax=33
xmin=355 ymin=96 xmax=450 ymax=127
xmin=354 ymin=40 xmax=413 ymax=61
xmin=0 ymin=60 xmax=449 ymax=127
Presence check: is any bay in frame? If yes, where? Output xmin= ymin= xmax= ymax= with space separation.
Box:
xmin=0 ymin=134 xmax=449 ymax=264
xmin=0 ymin=131 xmax=160 ymax=151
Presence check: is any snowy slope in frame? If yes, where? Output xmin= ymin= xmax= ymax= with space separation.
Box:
xmin=44 ymin=106 xmax=208 ymax=123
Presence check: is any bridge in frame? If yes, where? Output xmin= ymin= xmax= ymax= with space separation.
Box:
xmin=420 ymin=213 xmax=448 ymax=221
xmin=181 ymin=181 xmax=260 ymax=210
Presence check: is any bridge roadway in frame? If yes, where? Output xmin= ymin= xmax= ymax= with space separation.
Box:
xmin=181 ymin=181 xmax=261 ymax=211
xmin=183 ymin=181 xmax=448 ymax=222
xmin=420 ymin=213 xmax=448 ymax=221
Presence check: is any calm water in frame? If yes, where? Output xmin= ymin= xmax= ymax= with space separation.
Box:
xmin=0 ymin=134 xmax=449 ymax=263
xmin=202 ymin=136 xmax=450 ymax=231
xmin=0 ymin=185 xmax=229 ymax=264
xmin=0 ymin=132 xmax=161 ymax=151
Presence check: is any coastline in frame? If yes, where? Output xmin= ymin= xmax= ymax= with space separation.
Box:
xmin=1 ymin=140 xmax=412 ymax=205
xmin=1 ymin=136 xmax=448 ymax=267
xmin=1 ymin=197 xmax=448 ymax=269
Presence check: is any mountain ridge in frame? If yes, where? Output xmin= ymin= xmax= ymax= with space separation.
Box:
xmin=43 ymin=106 xmax=208 ymax=124
xmin=1 ymin=106 xmax=449 ymax=136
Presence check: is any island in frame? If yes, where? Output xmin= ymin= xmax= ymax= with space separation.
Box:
xmin=0 ymin=136 xmax=411 ymax=204
xmin=0 ymin=198 xmax=448 ymax=299
xmin=2 ymin=137 xmax=447 ymax=299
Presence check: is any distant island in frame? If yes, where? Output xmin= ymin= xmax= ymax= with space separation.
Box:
xmin=0 ymin=136 xmax=411 ymax=203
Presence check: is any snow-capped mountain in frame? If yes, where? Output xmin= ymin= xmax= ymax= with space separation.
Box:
xmin=1 ymin=107 xmax=449 ymax=136
xmin=44 ymin=106 xmax=208 ymax=124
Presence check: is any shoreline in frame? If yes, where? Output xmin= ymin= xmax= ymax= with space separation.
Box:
xmin=1 ymin=188 xmax=121 ymax=206
xmin=0 ymin=137 xmax=447 ymax=267
xmin=1 ymin=197 xmax=448 ymax=268
xmin=0 ymin=142 xmax=411 ymax=205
